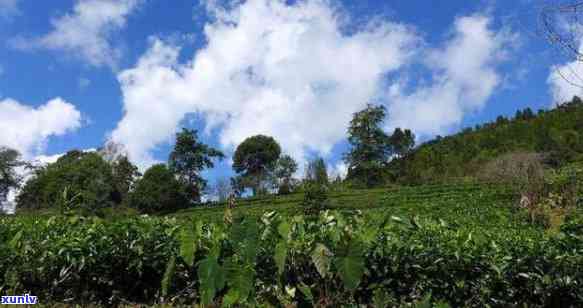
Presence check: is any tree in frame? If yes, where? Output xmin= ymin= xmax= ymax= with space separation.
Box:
xmin=306 ymin=157 xmax=328 ymax=187
xmin=389 ymin=128 xmax=415 ymax=158
xmin=169 ymin=128 xmax=224 ymax=203
xmin=111 ymin=156 xmax=140 ymax=203
xmin=274 ymin=155 xmax=298 ymax=194
xmin=16 ymin=151 xmax=116 ymax=213
xmin=344 ymin=104 xmax=392 ymax=187
xmin=128 ymin=164 xmax=188 ymax=214
xmin=233 ymin=135 xmax=281 ymax=196
xmin=0 ymin=147 xmax=25 ymax=208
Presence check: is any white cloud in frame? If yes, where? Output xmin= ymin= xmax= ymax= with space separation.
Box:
xmin=330 ymin=161 xmax=347 ymax=180
xmin=547 ymin=38 xmax=583 ymax=105
xmin=110 ymin=1 xmax=515 ymax=169
xmin=14 ymin=0 xmax=141 ymax=68
xmin=386 ymin=15 xmax=517 ymax=137
xmin=0 ymin=0 xmax=19 ymax=19
xmin=111 ymin=0 xmax=419 ymax=167
xmin=0 ymin=97 xmax=82 ymax=158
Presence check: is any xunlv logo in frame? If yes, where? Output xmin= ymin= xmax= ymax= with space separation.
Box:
xmin=1 ymin=294 xmax=37 ymax=305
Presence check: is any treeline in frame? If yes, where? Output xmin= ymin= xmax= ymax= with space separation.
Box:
xmin=2 ymin=97 xmax=582 ymax=214
xmin=389 ymin=96 xmax=583 ymax=184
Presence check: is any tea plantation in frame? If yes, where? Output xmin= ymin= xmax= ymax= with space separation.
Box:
xmin=2 ymin=183 xmax=582 ymax=306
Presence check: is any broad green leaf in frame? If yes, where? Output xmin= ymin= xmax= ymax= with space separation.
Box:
xmin=8 ymin=230 xmax=23 ymax=250
xmin=277 ymin=221 xmax=291 ymax=240
xmin=179 ymin=227 xmax=196 ymax=267
xmin=161 ymin=255 xmax=176 ymax=297
xmin=297 ymin=283 xmax=313 ymax=301
xmin=274 ymin=241 xmax=287 ymax=275
xmin=335 ymin=242 xmax=365 ymax=291
xmin=197 ymin=256 xmax=225 ymax=305
xmin=224 ymin=262 xmax=254 ymax=303
xmin=311 ymin=243 xmax=332 ymax=278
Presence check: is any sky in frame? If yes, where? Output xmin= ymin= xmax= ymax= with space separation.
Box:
xmin=0 ymin=0 xmax=580 ymax=186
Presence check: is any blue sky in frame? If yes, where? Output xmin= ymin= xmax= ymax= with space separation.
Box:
xmin=0 ymin=0 xmax=578 ymax=184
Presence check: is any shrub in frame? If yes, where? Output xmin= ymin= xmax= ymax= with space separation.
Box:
xmin=16 ymin=151 xmax=116 ymax=214
xmin=301 ymin=182 xmax=328 ymax=214
xmin=128 ymin=164 xmax=188 ymax=214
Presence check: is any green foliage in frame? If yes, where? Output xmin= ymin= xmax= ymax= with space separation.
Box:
xmin=197 ymin=255 xmax=225 ymax=305
xmin=178 ymin=226 xmax=196 ymax=267
xmin=393 ymin=97 xmax=583 ymax=183
xmin=390 ymin=127 xmax=416 ymax=157
xmin=128 ymin=164 xmax=188 ymax=214
xmin=2 ymin=208 xmax=583 ymax=306
xmin=306 ymin=157 xmax=328 ymax=187
xmin=344 ymin=104 xmax=392 ymax=188
xmin=169 ymin=128 xmax=224 ymax=202
xmin=16 ymin=151 xmax=116 ymax=213
xmin=161 ymin=255 xmax=176 ymax=298
xmin=335 ymin=240 xmax=365 ymax=291
xmin=233 ymin=135 xmax=281 ymax=196
xmin=111 ymin=155 xmax=140 ymax=204
xmin=0 ymin=147 xmax=25 ymax=204
xmin=274 ymin=154 xmax=298 ymax=195
xmin=301 ymin=182 xmax=329 ymax=213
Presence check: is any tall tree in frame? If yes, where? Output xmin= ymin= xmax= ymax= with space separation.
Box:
xmin=274 ymin=154 xmax=298 ymax=194
xmin=343 ymin=104 xmax=392 ymax=187
xmin=306 ymin=157 xmax=328 ymax=187
xmin=233 ymin=135 xmax=281 ymax=196
xmin=0 ymin=147 xmax=25 ymax=206
xmin=111 ymin=156 xmax=140 ymax=203
xmin=169 ymin=128 xmax=224 ymax=203
xmin=389 ymin=128 xmax=415 ymax=158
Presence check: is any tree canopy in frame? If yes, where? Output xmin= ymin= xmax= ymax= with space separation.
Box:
xmin=233 ymin=135 xmax=281 ymax=195
xmin=17 ymin=151 xmax=116 ymax=213
xmin=169 ymin=128 xmax=224 ymax=202
xmin=128 ymin=164 xmax=188 ymax=214
xmin=0 ymin=147 xmax=25 ymax=206
xmin=344 ymin=104 xmax=392 ymax=187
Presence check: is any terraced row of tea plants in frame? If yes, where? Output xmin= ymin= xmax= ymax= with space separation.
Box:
xmin=172 ymin=183 xmax=520 ymax=228
xmin=1 ymin=205 xmax=581 ymax=306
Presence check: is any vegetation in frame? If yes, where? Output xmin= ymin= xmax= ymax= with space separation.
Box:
xmin=128 ymin=164 xmax=188 ymax=214
xmin=2 ymin=204 xmax=583 ymax=306
xmin=0 ymin=147 xmax=25 ymax=206
xmin=344 ymin=104 xmax=392 ymax=188
xmin=2 ymin=97 xmax=583 ymax=305
xmin=16 ymin=151 xmax=116 ymax=214
xmin=390 ymin=97 xmax=583 ymax=184
xmin=169 ymin=128 xmax=224 ymax=203
xmin=274 ymin=154 xmax=298 ymax=195
xmin=232 ymin=135 xmax=281 ymax=196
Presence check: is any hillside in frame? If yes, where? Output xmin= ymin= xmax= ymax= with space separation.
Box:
xmin=389 ymin=97 xmax=583 ymax=184
xmin=172 ymin=182 xmax=520 ymax=229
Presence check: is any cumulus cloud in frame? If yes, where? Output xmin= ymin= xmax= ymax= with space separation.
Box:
xmin=111 ymin=1 xmax=515 ymax=169
xmin=386 ymin=15 xmax=517 ymax=136
xmin=13 ymin=0 xmax=140 ymax=68
xmin=111 ymin=0 xmax=419 ymax=167
xmin=0 ymin=97 xmax=82 ymax=158
xmin=547 ymin=39 xmax=583 ymax=104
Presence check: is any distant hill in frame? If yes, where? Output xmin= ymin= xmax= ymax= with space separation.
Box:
xmin=389 ymin=96 xmax=583 ymax=184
